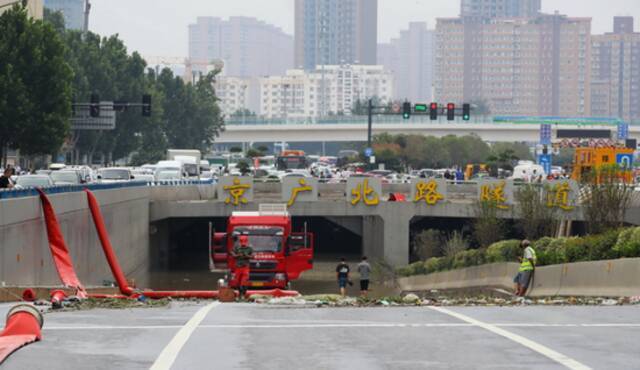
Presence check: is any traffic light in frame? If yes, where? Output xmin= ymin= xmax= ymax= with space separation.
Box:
xmin=430 ymin=103 xmax=438 ymax=120
xmin=462 ymin=103 xmax=471 ymax=121
xmin=142 ymin=94 xmax=152 ymax=117
xmin=402 ymin=102 xmax=411 ymax=119
xmin=90 ymin=94 xmax=100 ymax=118
xmin=447 ymin=103 xmax=455 ymax=121
xmin=414 ymin=104 xmax=428 ymax=113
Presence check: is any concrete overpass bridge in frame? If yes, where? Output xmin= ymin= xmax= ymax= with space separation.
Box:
xmin=2 ymin=180 xmax=640 ymax=288
xmin=217 ymin=116 xmax=640 ymax=144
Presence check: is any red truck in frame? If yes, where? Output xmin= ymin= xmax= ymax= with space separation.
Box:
xmin=211 ymin=205 xmax=314 ymax=290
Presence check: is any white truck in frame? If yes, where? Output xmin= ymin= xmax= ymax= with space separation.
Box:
xmin=167 ymin=149 xmax=201 ymax=178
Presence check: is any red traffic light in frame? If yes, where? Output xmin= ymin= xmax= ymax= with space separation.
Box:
xmin=447 ymin=103 xmax=455 ymax=121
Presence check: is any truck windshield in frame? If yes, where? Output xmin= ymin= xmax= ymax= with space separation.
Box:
xmin=276 ymin=156 xmax=307 ymax=171
xmin=234 ymin=227 xmax=283 ymax=252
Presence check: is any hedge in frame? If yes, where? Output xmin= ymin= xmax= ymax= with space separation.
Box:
xmin=398 ymin=227 xmax=640 ymax=277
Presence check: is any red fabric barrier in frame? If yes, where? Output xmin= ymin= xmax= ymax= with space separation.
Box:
xmin=37 ymin=189 xmax=86 ymax=298
xmin=84 ymin=190 xmax=135 ymax=296
xmin=0 ymin=305 xmax=43 ymax=364
xmin=84 ymin=189 xmax=220 ymax=300
xmin=245 ymin=289 xmax=300 ymax=299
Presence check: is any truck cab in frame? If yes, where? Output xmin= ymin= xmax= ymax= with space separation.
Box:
xmin=211 ymin=205 xmax=314 ymax=289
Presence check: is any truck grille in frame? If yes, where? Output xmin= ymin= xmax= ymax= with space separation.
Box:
xmin=250 ymin=261 xmax=278 ymax=270
xmin=249 ymin=272 xmax=275 ymax=282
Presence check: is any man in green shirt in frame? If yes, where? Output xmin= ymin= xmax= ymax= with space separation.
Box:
xmin=232 ymin=235 xmax=253 ymax=297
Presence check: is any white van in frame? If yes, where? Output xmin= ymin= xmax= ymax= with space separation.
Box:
xmin=174 ymin=155 xmax=199 ymax=178
xmin=511 ymin=161 xmax=546 ymax=182
xmin=155 ymin=160 xmax=184 ymax=180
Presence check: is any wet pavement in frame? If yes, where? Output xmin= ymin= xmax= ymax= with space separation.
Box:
xmin=1 ymin=301 xmax=639 ymax=369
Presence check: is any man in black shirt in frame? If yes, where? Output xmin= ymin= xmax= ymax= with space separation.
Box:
xmin=336 ymin=258 xmax=350 ymax=296
xmin=0 ymin=168 xmax=13 ymax=189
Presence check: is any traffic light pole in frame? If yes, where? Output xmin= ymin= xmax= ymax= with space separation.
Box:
xmin=367 ymin=99 xmax=373 ymax=150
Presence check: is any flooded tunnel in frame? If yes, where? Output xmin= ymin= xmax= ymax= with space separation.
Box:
xmin=148 ymin=216 xmax=364 ymax=291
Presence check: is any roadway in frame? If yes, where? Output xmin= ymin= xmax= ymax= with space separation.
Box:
xmin=2 ymin=302 xmax=639 ymax=369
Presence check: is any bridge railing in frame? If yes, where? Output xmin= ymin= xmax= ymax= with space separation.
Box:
xmin=0 ymin=179 xmax=216 ymax=200
xmin=225 ymin=115 xmax=496 ymax=126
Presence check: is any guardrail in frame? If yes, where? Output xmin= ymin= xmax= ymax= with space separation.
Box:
xmin=0 ymin=179 xmax=216 ymax=200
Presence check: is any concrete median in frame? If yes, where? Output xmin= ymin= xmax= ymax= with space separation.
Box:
xmin=398 ymin=258 xmax=640 ymax=297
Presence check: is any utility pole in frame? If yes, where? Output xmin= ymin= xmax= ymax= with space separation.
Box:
xmin=367 ymin=99 xmax=373 ymax=150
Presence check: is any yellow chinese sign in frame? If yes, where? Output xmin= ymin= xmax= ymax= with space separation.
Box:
xmin=223 ymin=178 xmax=251 ymax=206
xmin=414 ymin=180 xmax=445 ymax=205
xmin=350 ymin=178 xmax=380 ymax=206
xmin=480 ymin=181 xmax=509 ymax=209
xmin=287 ymin=178 xmax=313 ymax=206
xmin=546 ymin=182 xmax=574 ymax=211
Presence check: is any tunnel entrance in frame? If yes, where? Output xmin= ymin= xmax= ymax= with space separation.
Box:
xmin=149 ymin=216 xmax=363 ymax=291
xmin=292 ymin=217 xmax=362 ymax=261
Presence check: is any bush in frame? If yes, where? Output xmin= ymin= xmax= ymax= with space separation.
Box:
xmin=584 ymin=229 xmax=620 ymax=261
xmin=397 ymin=228 xmax=637 ymax=277
xmin=613 ymin=227 xmax=640 ymax=258
xmin=486 ymin=240 xmax=521 ymax=263
xmin=564 ymin=237 xmax=589 ymax=263
xmin=423 ymin=257 xmax=443 ymax=274
xmin=539 ymin=238 xmax=569 ymax=265
xmin=442 ymin=231 xmax=469 ymax=257
xmin=397 ymin=261 xmax=426 ymax=277
xmin=412 ymin=229 xmax=442 ymax=261
xmin=452 ymin=249 xmax=486 ymax=269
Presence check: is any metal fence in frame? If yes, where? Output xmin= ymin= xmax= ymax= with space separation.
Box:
xmin=0 ymin=179 xmax=216 ymax=200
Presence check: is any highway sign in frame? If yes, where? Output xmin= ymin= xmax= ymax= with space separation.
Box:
xmin=540 ymin=124 xmax=552 ymax=145
xmin=617 ymin=123 xmax=629 ymax=140
xmin=71 ymin=102 xmax=116 ymax=130
xmin=616 ymin=153 xmax=633 ymax=168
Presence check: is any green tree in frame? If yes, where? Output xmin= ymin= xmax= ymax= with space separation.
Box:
xmin=157 ymin=68 xmax=224 ymax=153
xmin=0 ymin=5 xmax=72 ymax=164
xmin=43 ymin=7 xmax=65 ymax=34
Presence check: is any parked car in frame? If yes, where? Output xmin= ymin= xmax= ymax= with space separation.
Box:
xmin=97 ymin=168 xmax=134 ymax=183
xmin=50 ymin=170 xmax=83 ymax=185
xmin=14 ymin=175 xmax=54 ymax=189
xmin=155 ymin=170 xmax=182 ymax=181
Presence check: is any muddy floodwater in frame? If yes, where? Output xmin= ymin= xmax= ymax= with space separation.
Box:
xmin=145 ymin=258 xmax=398 ymax=298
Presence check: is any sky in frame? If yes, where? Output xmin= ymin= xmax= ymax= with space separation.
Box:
xmin=88 ymin=0 xmax=640 ymax=58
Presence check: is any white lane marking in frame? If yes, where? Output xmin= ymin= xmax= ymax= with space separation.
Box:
xmin=42 ymin=323 xmax=640 ymax=330
xmin=429 ymin=306 xmax=592 ymax=370
xmin=150 ymin=302 xmax=219 ymax=370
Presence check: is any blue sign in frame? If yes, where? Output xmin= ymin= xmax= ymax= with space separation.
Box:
xmin=540 ymin=124 xmax=552 ymax=145
xmin=617 ymin=123 xmax=629 ymax=140
xmin=364 ymin=148 xmax=373 ymax=157
xmin=537 ymin=154 xmax=552 ymax=174
xmin=616 ymin=153 xmax=633 ymax=169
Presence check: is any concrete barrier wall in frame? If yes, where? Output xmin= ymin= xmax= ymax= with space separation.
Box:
xmin=398 ymin=259 xmax=640 ymax=297
xmin=150 ymin=184 xmax=216 ymax=201
xmin=0 ymin=188 xmax=150 ymax=287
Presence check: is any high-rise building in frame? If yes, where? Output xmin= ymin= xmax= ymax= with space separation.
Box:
xmin=460 ymin=0 xmax=541 ymax=19
xmin=0 ymin=0 xmax=43 ymax=19
xmin=294 ymin=0 xmax=377 ymax=70
xmin=214 ymin=76 xmax=260 ymax=118
xmin=435 ymin=13 xmax=591 ymax=117
xmin=43 ymin=0 xmax=86 ymax=30
xmin=591 ymin=17 xmax=640 ymax=122
xmin=258 ymin=65 xmax=393 ymax=119
xmin=189 ymin=17 xmax=293 ymax=78
xmin=378 ymin=22 xmax=435 ymax=103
